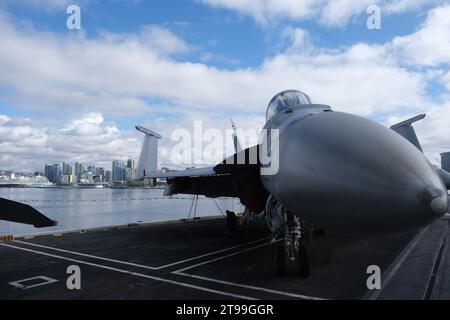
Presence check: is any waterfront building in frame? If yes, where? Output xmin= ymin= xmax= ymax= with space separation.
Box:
xmin=62 ymin=162 xmax=73 ymax=176
xmin=112 ymin=160 xmax=125 ymax=182
xmin=104 ymin=170 xmax=112 ymax=183
xmin=44 ymin=164 xmax=62 ymax=184
xmin=75 ymin=162 xmax=84 ymax=179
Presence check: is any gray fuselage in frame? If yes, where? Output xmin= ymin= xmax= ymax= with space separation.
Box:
xmin=261 ymin=104 xmax=448 ymax=234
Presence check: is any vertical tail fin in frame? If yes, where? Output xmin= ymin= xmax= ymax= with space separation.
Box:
xmin=135 ymin=126 xmax=161 ymax=180
xmin=231 ymin=119 xmax=242 ymax=153
xmin=390 ymin=114 xmax=425 ymax=152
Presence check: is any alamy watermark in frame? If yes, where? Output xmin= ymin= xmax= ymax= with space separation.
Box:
xmin=366 ymin=265 xmax=381 ymax=290
xmin=66 ymin=265 xmax=81 ymax=290
xmin=169 ymin=122 xmax=279 ymax=176
xmin=66 ymin=4 xmax=81 ymax=30
xmin=367 ymin=5 xmax=381 ymax=30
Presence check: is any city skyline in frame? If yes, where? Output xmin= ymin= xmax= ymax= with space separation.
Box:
xmin=42 ymin=158 xmax=138 ymax=184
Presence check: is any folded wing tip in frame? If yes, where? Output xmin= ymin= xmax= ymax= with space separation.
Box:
xmin=33 ymin=219 xmax=58 ymax=228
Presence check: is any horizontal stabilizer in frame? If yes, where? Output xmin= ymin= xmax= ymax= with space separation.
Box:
xmin=135 ymin=126 xmax=162 ymax=139
xmin=390 ymin=114 xmax=425 ymax=152
xmin=143 ymin=167 xmax=216 ymax=179
xmin=0 ymin=198 xmax=57 ymax=228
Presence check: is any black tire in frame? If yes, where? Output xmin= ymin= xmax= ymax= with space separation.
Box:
xmin=225 ymin=211 xmax=237 ymax=234
xmin=298 ymin=243 xmax=310 ymax=278
xmin=274 ymin=245 xmax=286 ymax=277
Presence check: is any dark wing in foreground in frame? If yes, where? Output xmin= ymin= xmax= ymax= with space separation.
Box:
xmin=145 ymin=146 xmax=268 ymax=213
xmin=0 ymin=198 xmax=57 ymax=228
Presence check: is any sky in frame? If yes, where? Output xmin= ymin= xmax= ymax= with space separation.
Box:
xmin=0 ymin=0 xmax=450 ymax=172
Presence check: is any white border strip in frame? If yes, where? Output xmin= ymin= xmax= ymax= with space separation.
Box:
xmin=172 ymin=240 xmax=324 ymax=300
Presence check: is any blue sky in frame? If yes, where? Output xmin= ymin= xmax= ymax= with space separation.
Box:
xmin=0 ymin=0 xmax=450 ymax=171
xmin=3 ymin=0 xmax=433 ymax=69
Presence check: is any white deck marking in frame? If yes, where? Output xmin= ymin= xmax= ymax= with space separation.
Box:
xmin=14 ymin=240 xmax=157 ymax=270
xmin=155 ymin=238 xmax=269 ymax=269
xmin=7 ymin=239 xmax=323 ymax=300
xmin=0 ymin=242 xmax=256 ymax=300
xmin=15 ymin=237 xmax=269 ymax=270
xmin=9 ymin=276 xmax=58 ymax=290
xmin=174 ymin=242 xmax=273 ymax=273
xmin=175 ymin=272 xmax=324 ymax=300
xmin=172 ymin=240 xmax=324 ymax=300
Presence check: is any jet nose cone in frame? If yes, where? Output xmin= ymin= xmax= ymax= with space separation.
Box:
xmin=270 ymin=111 xmax=448 ymax=234
xmin=431 ymin=194 xmax=449 ymax=215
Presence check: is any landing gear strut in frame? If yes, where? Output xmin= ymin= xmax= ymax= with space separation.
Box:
xmin=266 ymin=196 xmax=311 ymax=277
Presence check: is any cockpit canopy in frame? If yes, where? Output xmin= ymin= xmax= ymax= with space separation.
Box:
xmin=266 ymin=90 xmax=312 ymax=120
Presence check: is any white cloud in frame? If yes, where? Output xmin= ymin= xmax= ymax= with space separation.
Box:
xmin=386 ymin=102 xmax=450 ymax=166
xmin=0 ymin=113 xmax=141 ymax=172
xmin=0 ymin=11 xmax=430 ymax=117
xmin=2 ymin=0 xmax=74 ymax=10
xmin=391 ymin=5 xmax=450 ymax=66
xmin=442 ymin=72 xmax=450 ymax=90
xmin=1 ymin=4 xmax=450 ymax=169
xmin=100 ymin=25 xmax=191 ymax=56
xmin=319 ymin=0 xmax=373 ymax=26
xmin=198 ymin=0 xmax=444 ymax=26
xmin=384 ymin=0 xmax=445 ymax=14
xmin=199 ymin=0 xmax=319 ymax=24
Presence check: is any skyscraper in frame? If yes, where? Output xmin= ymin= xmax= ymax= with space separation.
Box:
xmin=44 ymin=164 xmax=53 ymax=181
xmin=62 ymin=162 xmax=72 ymax=176
xmin=44 ymin=164 xmax=62 ymax=184
xmin=112 ymin=160 xmax=125 ymax=182
xmin=54 ymin=164 xmax=62 ymax=184
xmin=95 ymin=167 xmax=105 ymax=182
xmin=88 ymin=165 xmax=96 ymax=174
xmin=105 ymin=170 xmax=112 ymax=183
xmin=75 ymin=162 xmax=84 ymax=179
xmin=126 ymin=159 xmax=136 ymax=182
xmin=127 ymin=159 xmax=135 ymax=170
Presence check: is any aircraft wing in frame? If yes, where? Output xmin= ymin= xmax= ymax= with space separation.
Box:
xmin=0 ymin=197 xmax=57 ymax=228
xmin=148 ymin=145 xmax=268 ymax=213
xmin=144 ymin=167 xmax=216 ymax=179
xmin=146 ymin=166 xmax=238 ymax=198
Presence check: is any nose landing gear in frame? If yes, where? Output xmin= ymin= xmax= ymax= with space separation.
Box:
xmin=266 ymin=195 xmax=311 ymax=277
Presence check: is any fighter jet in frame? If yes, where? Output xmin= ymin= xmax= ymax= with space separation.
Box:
xmin=143 ymin=90 xmax=450 ymax=277
xmin=1 ymin=90 xmax=448 ymax=277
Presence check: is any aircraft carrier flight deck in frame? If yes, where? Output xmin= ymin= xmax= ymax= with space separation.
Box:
xmin=1 ymin=214 xmax=449 ymax=300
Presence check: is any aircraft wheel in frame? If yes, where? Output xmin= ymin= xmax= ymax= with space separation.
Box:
xmin=274 ymin=245 xmax=286 ymax=277
xmin=298 ymin=243 xmax=310 ymax=278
